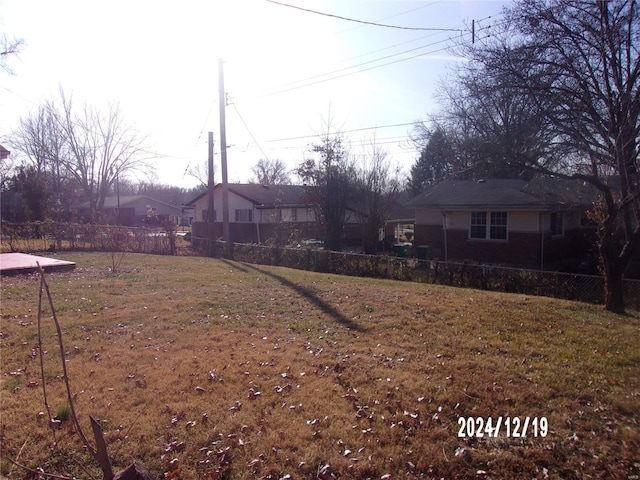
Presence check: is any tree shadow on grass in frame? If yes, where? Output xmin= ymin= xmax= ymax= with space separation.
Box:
xmin=218 ymin=258 xmax=250 ymax=273
xmin=239 ymin=262 xmax=366 ymax=332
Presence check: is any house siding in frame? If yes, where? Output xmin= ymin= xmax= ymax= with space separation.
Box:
xmin=447 ymin=230 xmax=541 ymax=266
xmin=414 ymin=208 xmax=595 ymax=267
xmin=258 ymin=207 xmax=316 ymax=224
xmin=192 ymin=221 xmax=256 ymax=243
xmin=414 ymin=224 xmax=542 ymax=265
xmin=414 ymin=224 xmax=446 ymax=259
xmin=189 ymin=186 xmax=359 ymax=246
xmin=192 ymin=220 xmax=323 ymax=246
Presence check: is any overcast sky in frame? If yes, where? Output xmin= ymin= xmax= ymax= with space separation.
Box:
xmin=1 ymin=0 xmax=510 ymax=188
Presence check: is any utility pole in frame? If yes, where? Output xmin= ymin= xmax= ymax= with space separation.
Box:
xmin=116 ymin=173 xmax=120 ymax=223
xmin=219 ymin=58 xmax=231 ymax=257
xmin=207 ymin=131 xmax=215 ymax=257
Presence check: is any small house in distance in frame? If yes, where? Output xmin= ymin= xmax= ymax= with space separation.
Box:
xmin=187 ymin=183 xmax=362 ymax=247
xmin=74 ymin=195 xmax=183 ymax=226
xmin=0 ymin=144 xmax=10 ymax=161
xmin=405 ymin=177 xmax=596 ymax=270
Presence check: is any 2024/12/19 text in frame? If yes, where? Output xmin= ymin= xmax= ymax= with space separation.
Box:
xmin=457 ymin=416 xmax=548 ymax=438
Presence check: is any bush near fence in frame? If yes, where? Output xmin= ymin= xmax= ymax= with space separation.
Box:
xmin=1 ymin=222 xmax=179 ymax=256
xmin=4 ymin=225 xmax=637 ymax=310
xmin=202 ymin=240 xmax=640 ymax=311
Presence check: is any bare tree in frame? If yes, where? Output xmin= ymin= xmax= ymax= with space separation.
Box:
xmin=11 ymin=91 xmax=152 ymax=222
xmin=1 ymin=34 xmax=24 ymax=74
xmin=8 ymin=103 xmax=75 ymax=220
xmin=187 ymin=160 xmax=213 ymax=189
xmin=355 ymin=137 xmax=401 ymax=253
xmin=11 ymin=103 xmax=70 ymax=213
xmin=13 ymin=103 xmax=61 ymax=174
xmin=57 ymin=91 xmax=151 ymax=222
xmin=250 ymin=158 xmax=291 ymax=185
xmin=297 ymin=132 xmax=356 ymax=251
xmin=443 ymin=0 xmax=640 ymax=313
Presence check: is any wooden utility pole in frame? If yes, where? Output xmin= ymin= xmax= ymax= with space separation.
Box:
xmin=219 ymin=58 xmax=231 ymax=257
xmin=207 ymin=131 xmax=215 ymax=257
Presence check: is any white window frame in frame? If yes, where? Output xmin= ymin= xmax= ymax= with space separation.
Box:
xmin=235 ymin=208 xmax=253 ymax=222
xmin=469 ymin=211 xmax=508 ymax=241
xmin=280 ymin=208 xmax=297 ymax=222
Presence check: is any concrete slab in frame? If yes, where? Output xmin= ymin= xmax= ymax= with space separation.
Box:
xmin=0 ymin=253 xmax=76 ymax=275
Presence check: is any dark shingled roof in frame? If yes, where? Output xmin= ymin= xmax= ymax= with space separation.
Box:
xmin=187 ymin=184 xmax=311 ymax=208
xmin=77 ymin=195 xmax=182 ymax=211
xmin=405 ymin=177 xmax=596 ymax=211
xmin=229 ymin=184 xmax=310 ymax=208
xmin=0 ymin=144 xmax=10 ymax=160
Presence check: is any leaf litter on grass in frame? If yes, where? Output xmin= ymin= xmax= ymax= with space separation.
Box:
xmin=0 ymin=252 xmax=638 ymax=479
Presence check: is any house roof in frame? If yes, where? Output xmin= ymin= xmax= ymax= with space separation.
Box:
xmin=187 ymin=184 xmax=311 ymax=208
xmin=405 ymin=177 xmax=596 ymax=211
xmin=386 ymin=191 xmax=415 ymax=222
xmin=104 ymin=195 xmax=182 ymax=211
xmin=77 ymin=195 xmax=182 ymax=212
xmin=0 ymin=144 xmax=10 ymax=160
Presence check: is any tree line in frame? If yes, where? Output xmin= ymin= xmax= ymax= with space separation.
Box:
xmin=406 ymin=0 xmax=639 ymax=314
xmin=2 ymin=0 xmax=638 ymax=312
xmin=1 ymin=90 xmax=163 ymax=223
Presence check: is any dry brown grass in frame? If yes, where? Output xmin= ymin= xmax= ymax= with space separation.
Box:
xmin=1 ymin=252 xmax=639 ymax=479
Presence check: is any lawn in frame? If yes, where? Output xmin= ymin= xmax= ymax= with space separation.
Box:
xmin=1 ymin=252 xmax=638 ymax=479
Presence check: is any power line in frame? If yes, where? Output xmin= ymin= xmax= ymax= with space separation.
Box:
xmin=337 ymin=29 xmax=445 ymax=66
xmin=243 ymin=129 xmax=423 ymax=163
xmin=261 ymin=122 xmax=423 ymax=144
xmin=258 ymin=41 xmax=456 ymax=99
xmin=231 ymin=103 xmax=271 ymax=162
xmin=183 ymin=97 xmax=219 ymax=178
xmin=334 ymin=1 xmax=444 ymax=35
xmin=257 ymin=36 xmax=452 ymax=98
xmin=265 ymin=0 xmax=463 ymax=32
xmin=252 ymin=15 xmax=503 ymax=100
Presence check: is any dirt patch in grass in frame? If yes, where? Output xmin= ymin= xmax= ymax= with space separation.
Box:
xmin=1 ymin=253 xmax=639 ymax=479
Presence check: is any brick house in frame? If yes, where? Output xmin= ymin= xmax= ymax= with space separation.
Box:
xmin=187 ymin=183 xmax=362 ymax=247
xmin=405 ymin=177 xmax=597 ymax=270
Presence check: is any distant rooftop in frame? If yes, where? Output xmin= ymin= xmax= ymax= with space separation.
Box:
xmin=0 ymin=144 xmax=10 ymax=161
xmin=187 ymin=184 xmax=311 ymax=208
xmin=405 ymin=177 xmax=596 ymax=211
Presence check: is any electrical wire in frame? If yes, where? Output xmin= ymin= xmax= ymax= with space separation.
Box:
xmin=265 ymin=0 xmax=463 ymax=32
xmin=183 ymin=97 xmax=218 ymax=177
xmin=261 ymin=122 xmax=422 ymax=144
xmin=257 ymin=41 xmax=456 ymax=99
xmin=334 ymin=1 xmax=445 ymax=35
xmin=241 ymin=126 xmax=423 ymax=164
xmin=251 ymin=14 xmax=504 ymax=100
xmin=231 ymin=103 xmax=271 ymax=162
xmin=257 ymin=36 xmax=453 ymax=98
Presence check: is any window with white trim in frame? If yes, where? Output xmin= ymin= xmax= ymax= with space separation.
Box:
xmin=281 ymin=208 xmax=297 ymax=222
xmin=235 ymin=209 xmax=253 ymax=222
xmin=470 ymin=211 xmax=487 ymax=239
xmin=469 ymin=211 xmax=508 ymax=240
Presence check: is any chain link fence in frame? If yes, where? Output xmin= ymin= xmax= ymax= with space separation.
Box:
xmin=205 ymin=240 xmax=640 ymax=310
xmin=1 ymin=221 xmax=180 ymax=256
xmin=3 ymin=224 xmax=637 ymax=310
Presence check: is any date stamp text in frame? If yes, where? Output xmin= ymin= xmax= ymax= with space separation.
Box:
xmin=457 ymin=416 xmax=548 ymax=438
